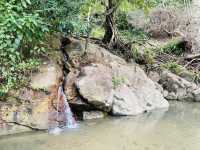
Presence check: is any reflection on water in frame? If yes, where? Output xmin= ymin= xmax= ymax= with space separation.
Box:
xmin=0 ymin=101 xmax=200 ymax=150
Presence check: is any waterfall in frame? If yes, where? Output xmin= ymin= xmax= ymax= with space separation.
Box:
xmin=49 ymin=86 xmax=77 ymax=134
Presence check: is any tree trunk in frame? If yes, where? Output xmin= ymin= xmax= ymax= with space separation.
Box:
xmin=102 ymin=0 xmax=118 ymax=47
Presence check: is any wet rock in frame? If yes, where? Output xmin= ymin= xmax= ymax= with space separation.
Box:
xmin=0 ymin=123 xmax=31 ymax=136
xmin=83 ymin=111 xmax=104 ymax=120
xmin=69 ymin=97 xmax=94 ymax=119
xmin=112 ymin=85 xmax=145 ymax=115
xmin=1 ymin=97 xmax=49 ymax=130
xmin=193 ymin=89 xmax=200 ymax=102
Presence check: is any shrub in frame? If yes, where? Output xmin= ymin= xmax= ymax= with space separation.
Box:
xmin=161 ymin=62 xmax=183 ymax=75
xmin=0 ymin=0 xmax=48 ymax=97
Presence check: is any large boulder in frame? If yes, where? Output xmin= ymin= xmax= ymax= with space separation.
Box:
xmin=76 ymin=64 xmax=113 ymax=112
xmin=67 ymin=39 xmax=169 ymax=116
xmin=76 ymin=62 xmax=169 ymax=115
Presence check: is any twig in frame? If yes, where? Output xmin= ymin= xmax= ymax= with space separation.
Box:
xmin=184 ymin=59 xmax=199 ymax=68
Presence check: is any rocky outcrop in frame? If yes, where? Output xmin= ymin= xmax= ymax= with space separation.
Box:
xmin=159 ymin=71 xmax=200 ymax=102
xmin=66 ymin=39 xmax=169 ymax=116
xmin=0 ymin=58 xmax=64 ymax=135
xmin=0 ymin=38 xmax=169 ymax=135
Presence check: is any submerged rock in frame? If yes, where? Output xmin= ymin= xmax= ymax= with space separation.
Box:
xmin=83 ymin=111 xmax=105 ymax=120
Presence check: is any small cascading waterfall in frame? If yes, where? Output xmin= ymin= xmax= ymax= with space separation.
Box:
xmin=60 ymin=86 xmax=77 ymax=129
xmin=49 ymin=86 xmax=77 ymax=134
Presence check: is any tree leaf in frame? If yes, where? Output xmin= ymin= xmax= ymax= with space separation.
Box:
xmin=21 ymin=0 xmax=27 ymax=8
xmin=26 ymin=0 xmax=31 ymax=5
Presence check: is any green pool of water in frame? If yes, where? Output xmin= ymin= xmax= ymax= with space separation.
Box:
xmin=0 ymin=101 xmax=200 ymax=150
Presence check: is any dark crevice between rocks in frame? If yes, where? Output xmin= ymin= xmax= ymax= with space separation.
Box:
xmin=59 ymin=37 xmax=88 ymax=120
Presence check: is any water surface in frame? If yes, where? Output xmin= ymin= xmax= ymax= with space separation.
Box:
xmin=0 ymin=101 xmax=200 ymax=150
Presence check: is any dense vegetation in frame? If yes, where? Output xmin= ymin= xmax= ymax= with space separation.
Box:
xmin=0 ymin=0 xmax=190 ymax=97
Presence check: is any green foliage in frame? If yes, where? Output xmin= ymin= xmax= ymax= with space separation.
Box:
xmin=152 ymin=0 xmax=189 ymax=8
xmin=187 ymin=70 xmax=200 ymax=84
xmin=116 ymin=12 xmax=129 ymax=30
xmin=91 ymin=26 xmax=105 ymax=39
xmin=162 ymin=44 xmax=184 ymax=56
xmin=116 ymin=11 xmax=148 ymax=42
xmin=0 ymin=0 xmax=47 ymax=97
xmin=132 ymin=47 xmax=141 ymax=63
xmin=132 ymin=47 xmax=155 ymax=64
xmin=112 ymin=76 xmax=126 ymax=89
xmin=161 ymin=62 xmax=183 ymax=75
xmin=81 ymin=0 xmax=104 ymax=15
xmin=32 ymin=0 xmax=86 ymax=36
xmin=154 ymin=39 xmax=185 ymax=56
xmin=143 ymin=48 xmax=155 ymax=64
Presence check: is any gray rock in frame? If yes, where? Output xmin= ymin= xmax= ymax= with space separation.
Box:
xmin=148 ymin=71 xmax=161 ymax=83
xmin=193 ymin=89 xmax=200 ymax=102
xmin=83 ymin=111 xmax=104 ymax=120
xmin=127 ymin=10 xmax=148 ymax=30
xmin=30 ymin=60 xmax=63 ymax=91
xmin=159 ymin=70 xmax=200 ymax=101
xmin=112 ymin=85 xmax=145 ymax=115
xmin=75 ymin=43 xmax=169 ymax=115
xmin=76 ymin=64 xmax=113 ymax=112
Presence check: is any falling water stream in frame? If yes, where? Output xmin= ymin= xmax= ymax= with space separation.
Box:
xmin=48 ymin=86 xmax=77 ymax=134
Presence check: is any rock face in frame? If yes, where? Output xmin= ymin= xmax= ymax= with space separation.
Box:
xmin=159 ymin=71 xmax=200 ymax=102
xmin=0 ymin=38 xmax=169 ymax=135
xmin=67 ymin=39 xmax=169 ymax=116
xmin=0 ymin=59 xmax=64 ymax=134
xmin=30 ymin=60 xmax=63 ymax=91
